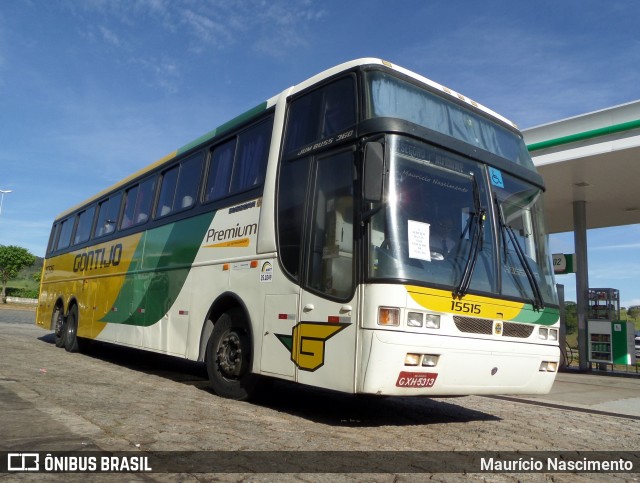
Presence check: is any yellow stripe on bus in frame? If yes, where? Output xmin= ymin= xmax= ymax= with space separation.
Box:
xmin=406 ymin=285 xmax=525 ymax=321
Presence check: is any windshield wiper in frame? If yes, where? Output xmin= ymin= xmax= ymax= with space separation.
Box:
xmin=453 ymin=174 xmax=486 ymax=299
xmin=493 ymin=193 xmax=545 ymax=311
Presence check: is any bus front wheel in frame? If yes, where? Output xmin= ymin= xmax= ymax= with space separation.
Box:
xmin=205 ymin=310 xmax=261 ymax=401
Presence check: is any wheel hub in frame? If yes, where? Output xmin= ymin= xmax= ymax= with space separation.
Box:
xmin=216 ymin=331 xmax=243 ymax=378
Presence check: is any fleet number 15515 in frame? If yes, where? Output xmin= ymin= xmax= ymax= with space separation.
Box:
xmin=450 ymin=300 xmax=481 ymax=314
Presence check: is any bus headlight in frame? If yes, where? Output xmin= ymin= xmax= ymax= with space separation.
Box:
xmin=424 ymin=314 xmax=440 ymax=329
xmin=407 ymin=312 xmax=423 ymax=327
xmin=548 ymin=329 xmax=558 ymax=341
xmin=538 ymin=327 xmax=548 ymax=340
xmin=378 ymin=307 xmax=400 ymax=326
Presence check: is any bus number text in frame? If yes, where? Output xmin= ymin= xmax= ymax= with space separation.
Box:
xmin=450 ymin=300 xmax=481 ymax=315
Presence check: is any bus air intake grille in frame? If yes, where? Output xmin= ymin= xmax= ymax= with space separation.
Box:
xmin=502 ymin=322 xmax=534 ymax=338
xmin=453 ymin=316 xmax=493 ymax=334
xmin=453 ymin=317 xmax=535 ymax=338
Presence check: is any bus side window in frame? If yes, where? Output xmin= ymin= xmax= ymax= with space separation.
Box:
xmin=47 ymin=223 xmax=60 ymax=255
xmin=94 ymin=193 xmax=122 ymax=238
xmin=156 ymin=153 xmax=203 ymax=218
xmin=230 ymin=117 xmax=273 ymax=193
xmin=133 ymin=176 xmax=155 ymax=225
xmin=277 ymin=156 xmax=311 ymax=281
xmin=174 ymin=152 xmax=203 ymax=211
xmin=74 ymin=205 xmax=96 ymax=245
xmin=121 ymin=184 xmax=140 ymax=230
xmin=55 ymin=217 xmax=74 ymax=251
xmin=204 ymin=138 xmax=236 ymax=202
xmin=284 ymin=76 xmax=355 ymax=153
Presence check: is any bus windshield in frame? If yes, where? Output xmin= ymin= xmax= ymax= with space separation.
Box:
xmin=366 ymin=71 xmax=535 ymax=170
xmin=368 ymin=135 xmax=558 ymax=306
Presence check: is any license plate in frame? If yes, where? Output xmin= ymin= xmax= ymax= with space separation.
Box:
xmin=395 ymin=371 xmax=438 ymax=388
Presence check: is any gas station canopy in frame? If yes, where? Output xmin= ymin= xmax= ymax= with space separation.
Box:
xmin=523 ymin=100 xmax=640 ymax=234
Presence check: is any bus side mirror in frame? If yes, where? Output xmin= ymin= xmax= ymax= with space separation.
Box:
xmin=363 ymin=142 xmax=384 ymax=203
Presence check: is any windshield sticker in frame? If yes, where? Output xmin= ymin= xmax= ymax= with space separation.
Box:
xmin=408 ymin=220 xmax=431 ymax=261
xmin=489 ymin=167 xmax=505 ymax=188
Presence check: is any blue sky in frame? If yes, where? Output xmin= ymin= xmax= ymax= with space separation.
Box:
xmin=1 ymin=1 xmax=639 ymax=306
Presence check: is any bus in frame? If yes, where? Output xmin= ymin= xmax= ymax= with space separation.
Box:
xmin=36 ymin=58 xmax=560 ymax=401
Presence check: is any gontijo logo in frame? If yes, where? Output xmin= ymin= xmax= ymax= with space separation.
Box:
xmin=275 ymin=322 xmax=349 ymax=371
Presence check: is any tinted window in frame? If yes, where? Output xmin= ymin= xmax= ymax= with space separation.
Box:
xmin=204 ymin=139 xmax=236 ymax=202
xmin=94 ymin=194 xmax=122 ymax=238
xmin=56 ymin=217 xmax=74 ymax=251
xmin=284 ymin=77 xmax=356 ymax=154
xmin=121 ymin=185 xmax=140 ymax=230
xmin=174 ymin=153 xmax=203 ymax=210
xmin=203 ymin=117 xmax=273 ymax=203
xmin=74 ymin=206 xmax=96 ymax=245
xmin=156 ymin=166 xmax=179 ymax=217
xmin=47 ymin=224 xmax=60 ymax=254
xmin=230 ymin=118 xmax=272 ymax=193
xmin=156 ymin=153 xmax=203 ymax=218
xmin=277 ymin=157 xmax=311 ymax=281
xmin=121 ymin=177 xmax=155 ymax=229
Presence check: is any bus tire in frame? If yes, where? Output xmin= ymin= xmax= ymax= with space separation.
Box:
xmin=64 ymin=305 xmax=80 ymax=353
xmin=205 ymin=310 xmax=262 ymax=401
xmin=53 ymin=306 xmax=66 ymax=348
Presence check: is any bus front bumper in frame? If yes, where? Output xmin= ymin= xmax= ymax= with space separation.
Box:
xmin=359 ymin=329 xmax=560 ymax=396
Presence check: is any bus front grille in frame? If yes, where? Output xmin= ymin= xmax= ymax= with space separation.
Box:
xmin=453 ymin=316 xmax=534 ymax=338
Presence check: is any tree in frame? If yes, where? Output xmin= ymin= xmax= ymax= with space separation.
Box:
xmin=563 ymin=301 xmax=578 ymax=335
xmin=0 ymin=245 xmax=36 ymax=303
xmin=628 ymin=305 xmax=640 ymax=320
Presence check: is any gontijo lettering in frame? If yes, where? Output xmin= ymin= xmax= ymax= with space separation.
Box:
xmin=73 ymin=244 xmax=122 ymax=272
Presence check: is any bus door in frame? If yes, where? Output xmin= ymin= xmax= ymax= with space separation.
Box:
xmin=295 ymin=149 xmax=358 ymax=393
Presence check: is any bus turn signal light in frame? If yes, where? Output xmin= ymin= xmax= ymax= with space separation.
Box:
xmin=378 ymin=307 xmax=400 ymax=326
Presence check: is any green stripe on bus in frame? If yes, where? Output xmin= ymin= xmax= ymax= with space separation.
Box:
xmin=512 ymin=305 xmax=559 ymax=325
xmin=101 ymin=212 xmax=215 ymax=326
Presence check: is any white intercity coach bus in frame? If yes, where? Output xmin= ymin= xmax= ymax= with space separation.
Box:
xmin=37 ymin=59 xmax=560 ymax=400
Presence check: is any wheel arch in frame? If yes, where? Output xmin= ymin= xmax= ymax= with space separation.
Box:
xmin=197 ymin=292 xmax=253 ymax=362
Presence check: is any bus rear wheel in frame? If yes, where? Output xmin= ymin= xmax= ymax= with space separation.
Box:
xmin=64 ymin=305 xmax=89 ymax=353
xmin=53 ymin=306 xmax=66 ymax=348
xmin=205 ymin=310 xmax=262 ymax=401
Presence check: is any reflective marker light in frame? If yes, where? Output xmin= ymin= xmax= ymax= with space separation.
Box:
xmin=378 ymin=307 xmax=400 ymax=326
xmin=424 ymin=313 xmax=441 ymax=329
xmin=405 ymin=353 xmax=421 ymax=366
xmin=407 ymin=312 xmax=423 ymax=327
xmin=422 ymin=354 xmax=439 ymax=367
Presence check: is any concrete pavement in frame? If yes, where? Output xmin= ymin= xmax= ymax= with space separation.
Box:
xmin=507 ymin=370 xmax=640 ymax=419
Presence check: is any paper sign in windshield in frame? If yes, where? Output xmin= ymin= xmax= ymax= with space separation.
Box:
xmin=408 ymin=220 xmax=431 ymax=261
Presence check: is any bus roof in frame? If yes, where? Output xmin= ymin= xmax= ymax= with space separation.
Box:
xmin=55 ymin=58 xmax=517 ymax=221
